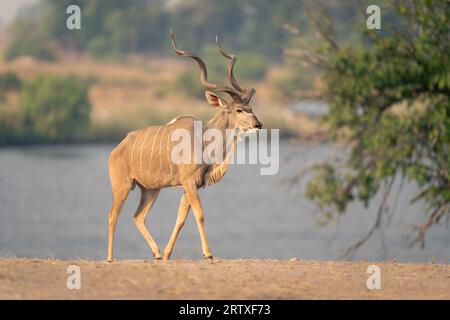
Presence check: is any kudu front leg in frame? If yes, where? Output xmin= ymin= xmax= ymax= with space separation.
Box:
xmin=163 ymin=193 xmax=190 ymax=260
xmin=183 ymin=182 xmax=213 ymax=259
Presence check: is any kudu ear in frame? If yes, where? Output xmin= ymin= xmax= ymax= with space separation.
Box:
xmin=205 ymin=91 xmax=225 ymax=108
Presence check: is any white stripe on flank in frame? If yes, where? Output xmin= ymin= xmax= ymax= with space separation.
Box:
xmin=148 ymin=126 xmax=162 ymax=181
xmin=130 ymin=133 xmax=139 ymax=173
xmin=166 ymin=125 xmax=173 ymax=176
xmin=139 ymin=127 xmax=152 ymax=179
xmin=159 ymin=126 xmax=167 ymax=170
xmin=127 ymin=134 xmax=133 ymax=167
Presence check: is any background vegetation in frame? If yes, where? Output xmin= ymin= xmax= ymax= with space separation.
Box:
xmin=1 ymin=0 xmax=339 ymax=144
xmin=0 ymin=74 xmax=90 ymax=144
xmin=290 ymin=0 xmax=449 ymax=255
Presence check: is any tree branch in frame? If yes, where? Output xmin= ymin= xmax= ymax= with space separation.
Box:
xmin=339 ymin=176 xmax=395 ymax=259
xmin=410 ymin=203 xmax=449 ymax=249
xmin=305 ymin=3 xmax=339 ymax=51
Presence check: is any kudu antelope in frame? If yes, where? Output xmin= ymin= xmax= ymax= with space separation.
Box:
xmin=107 ymin=30 xmax=262 ymax=261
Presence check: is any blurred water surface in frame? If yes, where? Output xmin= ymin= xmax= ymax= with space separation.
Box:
xmin=0 ymin=142 xmax=449 ymax=263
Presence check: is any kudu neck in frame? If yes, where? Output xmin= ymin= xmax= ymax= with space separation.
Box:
xmin=204 ymin=109 xmax=238 ymax=161
xmin=205 ymin=110 xmax=237 ymax=134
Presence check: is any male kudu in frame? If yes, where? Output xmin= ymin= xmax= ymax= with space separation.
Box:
xmin=107 ymin=31 xmax=262 ymax=261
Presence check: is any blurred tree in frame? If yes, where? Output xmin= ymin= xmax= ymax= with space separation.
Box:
xmin=0 ymin=72 xmax=22 ymax=92
xmin=43 ymin=0 xmax=169 ymax=55
xmin=293 ymin=0 xmax=450 ymax=256
xmin=4 ymin=15 xmax=56 ymax=61
xmin=20 ymin=75 xmax=91 ymax=142
xmin=4 ymin=0 xmax=318 ymax=60
xmin=169 ymin=0 xmax=244 ymax=52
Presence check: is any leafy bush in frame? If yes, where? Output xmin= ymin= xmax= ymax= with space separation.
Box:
xmin=0 ymin=72 xmax=22 ymax=91
xmin=5 ymin=40 xmax=56 ymax=62
xmin=41 ymin=0 xmax=168 ymax=58
xmin=0 ymin=109 xmax=24 ymax=145
xmin=299 ymin=0 xmax=450 ymax=252
xmin=4 ymin=18 xmax=56 ymax=61
xmin=19 ymin=75 xmax=91 ymax=142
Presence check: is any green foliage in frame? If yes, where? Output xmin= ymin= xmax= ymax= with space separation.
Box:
xmin=166 ymin=0 xmax=307 ymax=60
xmin=303 ymin=1 xmax=450 ymax=239
xmin=86 ymin=36 xmax=118 ymax=59
xmin=4 ymin=17 xmax=56 ymax=61
xmin=19 ymin=75 xmax=91 ymax=142
xmin=0 ymin=72 xmax=22 ymax=91
xmin=4 ymin=0 xmax=314 ymax=60
xmin=42 ymin=0 xmax=169 ymax=57
xmin=0 ymin=109 xmax=25 ymax=145
xmin=5 ymin=40 xmax=55 ymax=62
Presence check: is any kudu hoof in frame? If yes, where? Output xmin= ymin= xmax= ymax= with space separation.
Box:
xmin=203 ymin=255 xmax=213 ymax=260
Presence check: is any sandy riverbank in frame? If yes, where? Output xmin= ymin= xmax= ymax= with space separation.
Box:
xmin=0 ymin=258 xmax=449 ymax=299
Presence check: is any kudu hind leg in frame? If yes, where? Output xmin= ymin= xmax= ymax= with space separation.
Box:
xmin=133 ymin=188 xmax=162 ymax=259
xmin=163 ymin=193 xmax=190 ymax=260
xmin=107 ymin=183 xmax=132 ymax=262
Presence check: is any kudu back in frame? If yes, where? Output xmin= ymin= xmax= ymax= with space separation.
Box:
xmin=107 ymin=31 xmax=262 ymax=261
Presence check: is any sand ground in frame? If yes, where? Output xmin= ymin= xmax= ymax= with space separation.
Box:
xmin=0 ymin=258 xmax=449 ymax=299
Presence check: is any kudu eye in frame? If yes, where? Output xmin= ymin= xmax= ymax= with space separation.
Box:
xmin=236 ymin=108 xmax=243 ymax=113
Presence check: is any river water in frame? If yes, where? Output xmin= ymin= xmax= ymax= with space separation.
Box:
xmin=0 ymin=142 xmax=448 ymax=262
